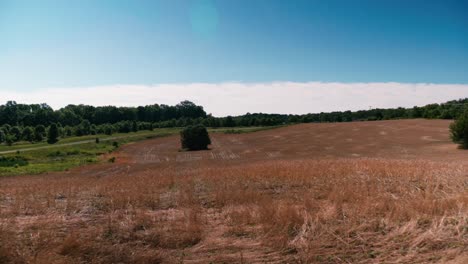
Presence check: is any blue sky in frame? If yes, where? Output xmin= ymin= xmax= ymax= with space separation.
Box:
xmin=0 ymin=0 xmax=468 ymax=114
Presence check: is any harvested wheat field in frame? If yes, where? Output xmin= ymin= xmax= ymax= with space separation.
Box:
xmin=1 ymin=119 xmax=467 ymax=263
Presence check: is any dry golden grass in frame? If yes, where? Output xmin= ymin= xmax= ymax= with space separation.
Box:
xmin=1 ymin=120 xmax=468 ymax=263
xmin=1 ymin=157 xmax=467 ymax=263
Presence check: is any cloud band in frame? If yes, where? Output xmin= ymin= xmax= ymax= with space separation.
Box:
xmin=1 ymin=82 xmax=467 ymax=116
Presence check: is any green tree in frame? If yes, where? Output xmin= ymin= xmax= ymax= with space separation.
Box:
xmin=47 ymin=123 xmax=59 ymax=144
xmin=22 ymin=127 xmax=34 ymax=142
xmin=64 ymin=126 xmax=73 ymax=137
xmin=104 ymin=124 xmax=113 ymax=135
xmin=10 ymin=126 xmax=22 ymax=142
xmin=76 ymin=120 xmax=91 ymax=136
xmin=180 ymin=124 xmax=211 ymax=151
xmin=5 ymin=134 xmax=15 ymax=146
xmin=90 ymin=124 xmax=97 ymax=135
xmin=34 ymin=125 xmax=46 ymax=142
xmin=450 ymin=110 xmax=468 ymax=149
xmin=0 ymin=129 xmax=5 ymax=143
xmin=223 ymin=116 xmax=235 ymax=127
xmin=1 ymin=124 xmax=11 ymax=134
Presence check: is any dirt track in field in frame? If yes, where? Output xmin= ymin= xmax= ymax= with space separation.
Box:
xmin=116 ymin=119 xmax=464 ymax=169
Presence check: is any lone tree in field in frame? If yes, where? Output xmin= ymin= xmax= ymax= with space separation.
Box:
xmin=450 ymin=110 xmax=468 ymax=149
xmin=47 ymin=123 xmax=59 ymax=144
xmin=180 ymin=124 xmax=211 ymax=151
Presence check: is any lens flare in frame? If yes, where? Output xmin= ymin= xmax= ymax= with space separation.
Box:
xmin=189 ymin=0 xmax=218 ymax=38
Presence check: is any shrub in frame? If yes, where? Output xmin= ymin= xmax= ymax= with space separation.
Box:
xmin=450 ymin=110 xmax=468 ymax=149
xmin=104 ymin=125 xmax=113 ymax=135
xmin=64 ymin=126 xmax=73 ymax=137
xmin=5 ymin=135 xmax=15 ymax=146
xmin=224 ymin=129 xmax=242 ymax=134
xmin=180 ymin=125 xmax=211 ymax=151
xmin=47 ymin=151 xmax=64 ymax=157
xmin=9 ymin=126 xmax=22 ymax=142
xmin=34 ymin=125 xmax=46 ymax=142
xmin=22 ymin=127 xmax=34 ymax=142
xmin=47 ymin=123 xmax=59 ymax=144
xmin=0 ymin=130 xmax=5 ymax=143
xmin=0 ymin=156 xmax=28 ymax=167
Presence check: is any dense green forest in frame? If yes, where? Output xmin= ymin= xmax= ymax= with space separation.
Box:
xmin=0 ymin=98 xmax=467 ymax=145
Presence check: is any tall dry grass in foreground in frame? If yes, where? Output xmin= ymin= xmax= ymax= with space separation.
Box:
xmin=0 ymin=158 xmax=467 ymax=263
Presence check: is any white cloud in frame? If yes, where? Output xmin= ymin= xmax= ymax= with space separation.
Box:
xmin=1 ymin=82 xmax=468 ymax=116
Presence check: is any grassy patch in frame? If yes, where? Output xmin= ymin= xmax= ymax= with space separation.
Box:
xmin=0 ymin=129 xmax=180 ymax=152
xmin=0 ymin=142 xmax=112 ymax=176
xmin=0 ymin=130 xmax=177 ymax=176
xmin=0 ymin=126 xmax=281 ymax=176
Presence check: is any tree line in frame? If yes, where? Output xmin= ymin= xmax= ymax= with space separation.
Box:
xmin=0 ymin=100 xmax=206 ymax=127
xmin=0 ymin=98 xmax=467 ymax=145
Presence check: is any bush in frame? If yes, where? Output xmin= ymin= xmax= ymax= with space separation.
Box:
xmin=47 ymin=151 xmax=64 ymax=157
xmin=47 ymin=123 xmax=59 ymax=144
xmin=180 ymin=125 xmax=211 ymax=151
xmin=64 ymin=126 xmax=73 ymax=137
xmin=0 ymin=156 xmax=28 ymax=167
xmin=22 ymin=127 xmax=34 ymax=142
xmin=5 ymin=135 xmax=15 ymax=146
xmin=9 ymin=126 xmax=22 ymax=142
xmin=104 ymin=125 xmax=113 ymax=135
xmin=0 ymin=130 xmax=5 ymax=143
xmin=450 ymin=110 xmax=468 ymax=149
xmin=224 ymin=129 xmax=242 ymax=134
xmin=34 ymin=125 xmax=46 ymax=142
